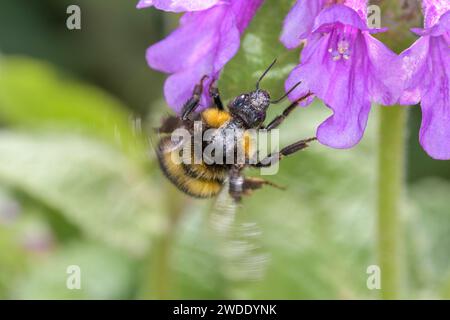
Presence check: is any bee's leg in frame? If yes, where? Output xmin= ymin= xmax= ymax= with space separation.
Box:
xmin=209 ymin=80 xmax=224 ymax=110
xmin=242 ymin=177 xmax=285 ymax=196
xmin=264 ymin=92 xmax=313 ymax=130
xmin=181 ymin=75 xmax=208 ymax=120
xmin=229 ymin=166 xmax=244 ymax=202
xmin=252 ymin=137 xmax=316 ymax=167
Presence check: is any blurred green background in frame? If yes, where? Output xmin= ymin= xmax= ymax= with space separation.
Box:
xmin=0 ymin=0 xmax=449 ymax=299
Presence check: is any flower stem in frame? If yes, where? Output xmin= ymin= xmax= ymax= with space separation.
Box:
xmin=377 ymin=105 xmax=407 ymax=300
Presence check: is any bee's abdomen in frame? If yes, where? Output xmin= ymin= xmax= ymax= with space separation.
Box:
xmin=182 ymin=162 xmax=227 ymax=181
xmin=157 ymin=138 xmax=225 ymax=198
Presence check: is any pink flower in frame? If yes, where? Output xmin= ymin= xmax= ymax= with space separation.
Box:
xmin=138 ymin=0 xmax=264 ymax=113
xmin=399 ymin=1 xmax=450 ymax=160
xmin=281 ymin=1 xmax=402 ymax=148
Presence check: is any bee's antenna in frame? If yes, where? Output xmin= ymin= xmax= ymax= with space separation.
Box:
xmin=256 ymin=59 xmax=277 ymax=90
xmin=270 ymin=81 xmax=303 ymax=104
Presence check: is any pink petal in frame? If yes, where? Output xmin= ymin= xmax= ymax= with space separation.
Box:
xmin=364 ymin=33 xmax=403 ymax=106
xmin=147 ymin=7 xmax=230 ymax=74
xmin=419 ymin=36 xmax=450 ymax=160
xmin=315 ymin=34 xmax=372 ymax=148
xmin=136 ymin=0 xmax=221 ymax=12
xmin=230 ymin=0 xmax=264 ymax=33
xmin=280 ymin=0 xmax=369 ymax=49
xmin=422 ymin=0 xmax=450 ymax=28
xmin=343 ymin=0 xmax=368 ymax=20
xmin=147 ymin=3 xmax=241 ymax=112
xmin=284 ymin=4 xmax=403 ymax=149
xmin=312 ymin=4 xmax=368 ymax=33
xmin=164 ymin=68 xmax=218 ymax=114
xmin=412 ymin=11 xmax=450 ymax=36
xmin=280 ymin=0 xmax=326 ymax=49
xmin=144 ymin=0 xmax=262 ymax=112
xmin=286 ymin=31 xmax=371 ymax=148
xmin=399 ymin=36 xmax=430 ymax=105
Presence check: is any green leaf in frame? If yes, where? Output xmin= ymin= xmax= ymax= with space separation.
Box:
xmin=0 ymin=132 xmax=165 ymax=256
xmin=220 ymin=0 xmax=298 ymax=101
xmin=12 ymin=243 xmax=137 ymax=299
xmin=0 ymin=57 xmax=147 ymax=163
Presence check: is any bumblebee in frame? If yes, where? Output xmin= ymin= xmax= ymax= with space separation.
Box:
xmin=156 ymin=60 xmax=315 ymax=202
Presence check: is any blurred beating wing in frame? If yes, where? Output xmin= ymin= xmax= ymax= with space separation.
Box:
xmin=209 ymin=179 xmax=269 ymax=282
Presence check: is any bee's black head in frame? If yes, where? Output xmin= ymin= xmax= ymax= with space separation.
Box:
xmin=226 ymin=59 xmax=303 ymax=128
xmin=228 ymin=89 xmax=270 ymax=128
